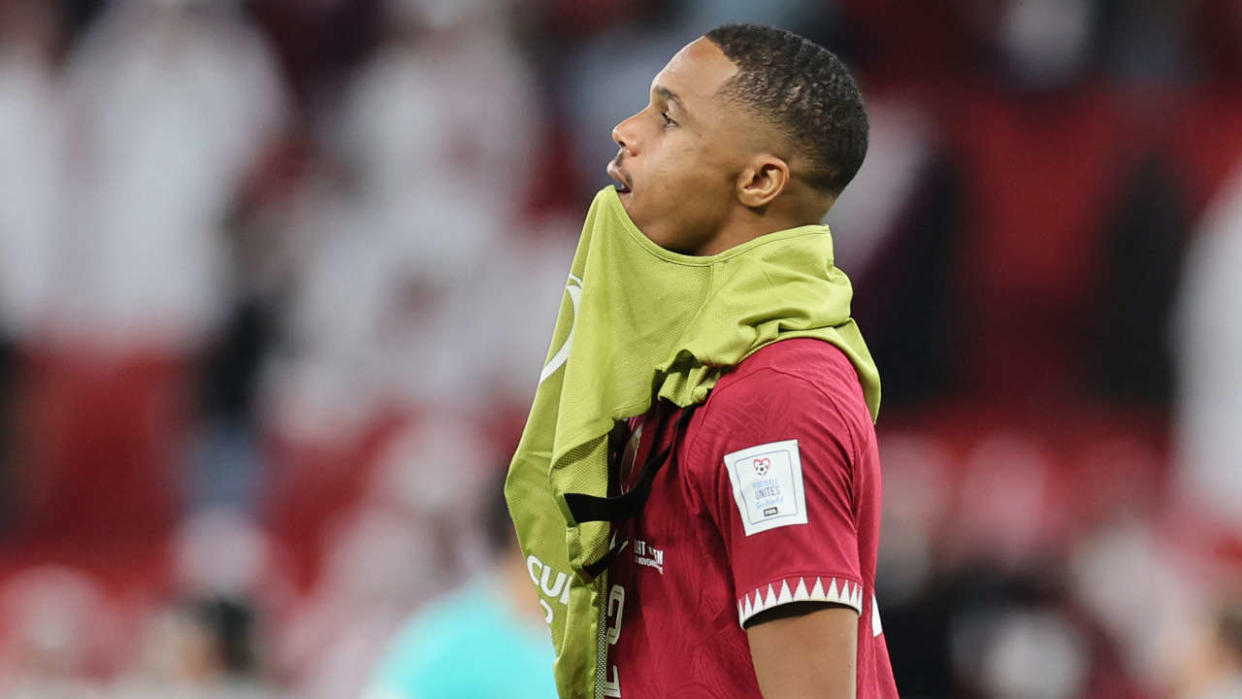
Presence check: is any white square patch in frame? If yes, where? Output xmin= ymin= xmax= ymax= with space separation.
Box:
xmin=723 ymin=440 xmax=807 ymax=536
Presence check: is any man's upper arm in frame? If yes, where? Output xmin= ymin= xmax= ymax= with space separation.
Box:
xmin=687 ymin=365 xmax=865 ymax=696
xmin=747 ymin=604 xmax=858 ymax=698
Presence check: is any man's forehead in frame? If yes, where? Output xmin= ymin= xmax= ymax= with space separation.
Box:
xmin=651 ymin=37 xmax=738 ymax=104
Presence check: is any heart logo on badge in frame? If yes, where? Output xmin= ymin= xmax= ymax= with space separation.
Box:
xmin=753 ymin=457 xmax=770 ymax=476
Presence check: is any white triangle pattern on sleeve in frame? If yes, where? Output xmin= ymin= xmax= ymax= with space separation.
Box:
xmin=736 ymin=576 xmax=865 ymax=627
xmin=777 ymin=580 xmax=792 ymax=605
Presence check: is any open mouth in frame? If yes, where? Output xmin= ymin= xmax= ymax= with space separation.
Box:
xmin=606 ymin=160 xmax=632 ymax=194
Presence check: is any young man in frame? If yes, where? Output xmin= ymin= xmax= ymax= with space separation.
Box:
xmin=507 ymin=23 xmax=896 ymax=699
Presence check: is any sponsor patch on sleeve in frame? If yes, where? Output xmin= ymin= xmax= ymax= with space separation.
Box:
xmin=723 ymin=439 xmax=807 ymax=536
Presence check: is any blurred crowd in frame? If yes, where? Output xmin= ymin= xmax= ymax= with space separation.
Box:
xmin=0 ymin=0 xmax=1240 ymax=697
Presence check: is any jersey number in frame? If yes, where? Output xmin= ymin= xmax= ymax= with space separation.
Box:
xmin=603 ymin=584 xmax=624 ymax=698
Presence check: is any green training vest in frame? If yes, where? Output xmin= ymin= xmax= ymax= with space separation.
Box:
xmin=505 ymin=186 xmax=880 ymax=698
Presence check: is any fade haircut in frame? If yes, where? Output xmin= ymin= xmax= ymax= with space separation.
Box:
xmin=705 ymin=23 xmax=868 ymax=196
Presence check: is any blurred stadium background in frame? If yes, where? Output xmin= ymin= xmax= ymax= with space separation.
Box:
xmin=0 ymin=0 xmax=1241 ymax=696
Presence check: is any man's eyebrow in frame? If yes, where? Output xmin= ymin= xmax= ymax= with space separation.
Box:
xmin=652 ymin=85 xmax=686 ymax=112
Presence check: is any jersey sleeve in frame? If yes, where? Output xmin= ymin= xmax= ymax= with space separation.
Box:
xmin=685 ymin=366 xmax=866 ymax=628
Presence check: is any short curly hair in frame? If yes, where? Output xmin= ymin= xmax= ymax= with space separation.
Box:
xmin=705 ymin=24 xmax=868 ymax=196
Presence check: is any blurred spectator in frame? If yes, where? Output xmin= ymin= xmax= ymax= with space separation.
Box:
xmin=338 ymin=0 xmax=539 ymax=214
xmin=1069 ymin=511 xmax=1201 ymax=691
xmin=1175 ymin=160 xmax=1242 ymax=532
xmin=1178 ymin=603 xmax=1242 ymax=699
xmin=0 ymin=0 xmax=65 ymax=346
xmin=0 ymin=0 xmax=58 ymax=529
xmin=956 ymin=603 xmax=1091 ymax=698
xmin=262 ymin=0 xmax=543 ymax=444
xmin=955 ymin=434 xmax=1054 ymax=566
xmin=117 ymin=597 xmax=269 ymax=699
xmin=276 ymin=504 xmax=436 ymax=699
xmin=0 ymin=0 xmax=69 ymax=532
xmin=173 ymin=506 xmax=278 ymax=609
xmin=253 ymin=4 xmax=567 ymax=624
xmin=102 ymin=506 xmax=279 ymax=697
xmin=362 ymin=473 xmax=555 ymax=699
xmin=992 ymin=0 xmax=1096 ymax=91
xmin=59 ymin=0 xmax=285 ymax=353
xmin=0 ymin=566 xmax=119 ymax=696
xmin=277 ymin=415 xmax=496 ymax=698
xmin=11 ymin=0 xmax=288 ymax=540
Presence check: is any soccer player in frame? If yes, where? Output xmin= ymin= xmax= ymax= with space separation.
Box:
xmin=508 ymin=23 xmax=897 ymax=699
xmin=601 ymin=25 xmax=895 ymax=698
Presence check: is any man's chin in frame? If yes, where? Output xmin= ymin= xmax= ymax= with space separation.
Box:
xmin=614 ymin=199 xmax=670 ymax=249
xmin=612 ymin=191 xmax=654 ymax=237
xmin=614 ymin=187 xmax=636 ymax=214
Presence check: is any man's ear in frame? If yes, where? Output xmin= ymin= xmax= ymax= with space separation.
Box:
xmin=736 ymin=155 xmax=791 ymax=209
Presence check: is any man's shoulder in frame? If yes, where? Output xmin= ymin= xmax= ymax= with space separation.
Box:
xmin=682 ymin=338 xmax=871 ymax=467
xmin=712 ymin=337 xmax=866 ymax=410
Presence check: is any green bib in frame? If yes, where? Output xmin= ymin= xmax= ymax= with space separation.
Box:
xmin=504 ymin=186 xmax=880 ymax=698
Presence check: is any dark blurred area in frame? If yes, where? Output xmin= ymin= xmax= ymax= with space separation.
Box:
xmin=0 ymin=0 xmax=1240 ymax=696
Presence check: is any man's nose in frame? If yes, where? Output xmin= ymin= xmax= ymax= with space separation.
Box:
xmin=612 ymin=114 xmax=641 ymax=155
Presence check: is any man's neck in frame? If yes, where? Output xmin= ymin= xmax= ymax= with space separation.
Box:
xmin=694 ymin=206 xmax=822 ymax=256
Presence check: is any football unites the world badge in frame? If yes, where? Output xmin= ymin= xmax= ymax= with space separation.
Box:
xmin=753 ymin=457 xmax=770 ymax=476
xmin=723 ymin=440 xmax=809 ymax=536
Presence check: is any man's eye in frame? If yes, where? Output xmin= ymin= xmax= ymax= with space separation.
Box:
xmin=660 ymin=111 xmax=677 ymax=127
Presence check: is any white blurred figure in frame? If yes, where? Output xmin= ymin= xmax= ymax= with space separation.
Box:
xmin=0 ymin=0 xmax=67 ymax=345
xmin=366 ymin=415 xmax=497 ymax=575
xmin=265 ymin=0 xmax=542 ymax=441
xmin=0 ymin=566 xmax=118 ymax=696
xmin=994 ymin=0 xmax=1095 ymax=90
xmin=955 ymin=433 xmax=1052 ymax=566
xmin=339 ymin=0 xmax=538 ymax=216
xmin=1175 ymin=161 xmax=1242 ymax=533
xmin=278 ymin=505 xmax=437 ymax=699
xmin=11 ymin=0 xmax=286 ymax=542
xmin=1066 ymin=430 xmax=1201 ymax=696
xmin=823 ymin=97 xmax=934 ymax=273
xmin=173 ymin=507 xmax=274 ymax=603
xmin=953 ymin=607 xmax=1090 ymax=699
xmin=55 ymin=0 xmax=286 ymax=354
xmin=114 ymin=508 xmax=276 ymax=698
xmin=270 ymin=187 xmax=506 ymax=439
xmin=279 ymin=415 xmax=495 ymax=699
xmin=1069 ymin=515 xmax=1201 ymax=693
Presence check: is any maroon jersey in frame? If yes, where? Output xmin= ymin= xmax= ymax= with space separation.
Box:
xmin=602 ymin=338 xmax=898 ymax=698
